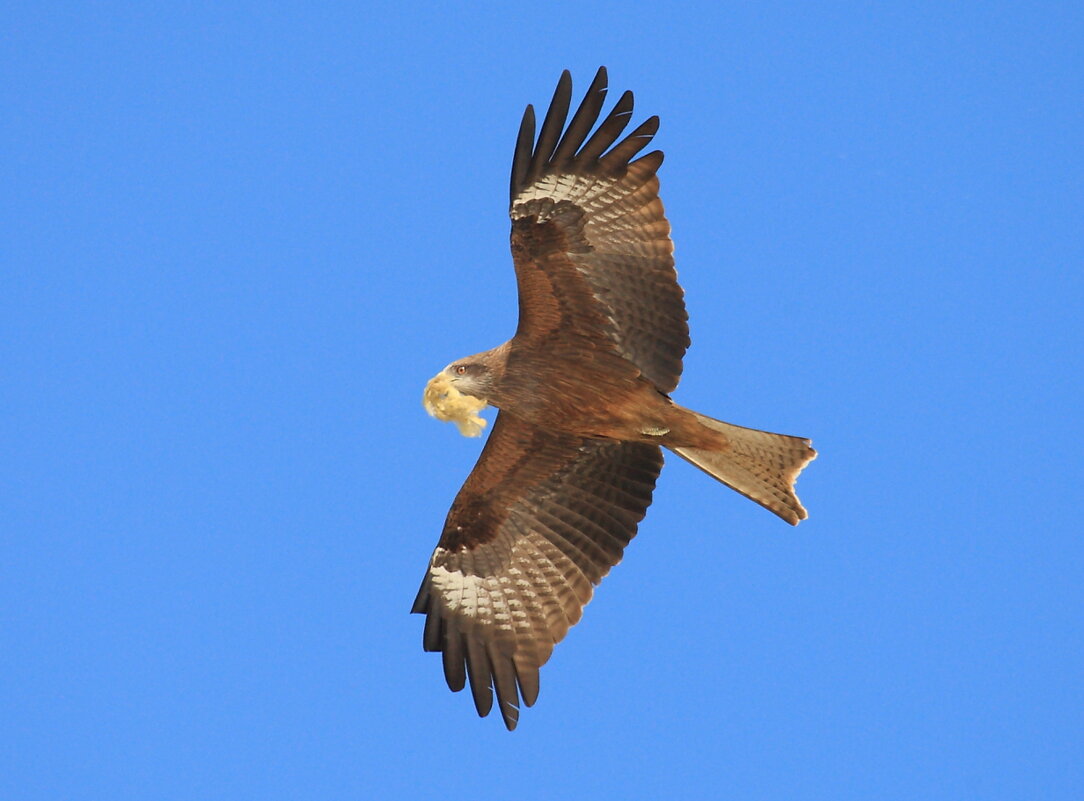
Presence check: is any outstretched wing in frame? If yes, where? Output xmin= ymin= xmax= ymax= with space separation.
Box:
xmin=411 ymin=412 xmax=662 ymax=730
xmin=509 ymin=67 xmax=690 ymax=394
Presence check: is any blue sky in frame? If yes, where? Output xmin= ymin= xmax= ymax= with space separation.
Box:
xmin=3 ymin=2 xmax=1082 ymax=799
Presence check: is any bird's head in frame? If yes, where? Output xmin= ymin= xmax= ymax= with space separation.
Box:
xmin=422 ymin=360 xmax=493 ymax=437
xmin=442 ymin=360 xmax=496 ymax=400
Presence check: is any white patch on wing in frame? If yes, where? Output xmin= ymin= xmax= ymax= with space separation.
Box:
xmin=428 ymin=535 xmax=593 ymax=647
xmin=512 ymin=174 xmax=618 ymax=219
xmin=512 ymin=171 xmax=660 ymax=267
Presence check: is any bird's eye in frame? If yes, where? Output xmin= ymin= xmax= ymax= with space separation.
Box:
xmin=454 ymin=365 xmax=467 ymax=376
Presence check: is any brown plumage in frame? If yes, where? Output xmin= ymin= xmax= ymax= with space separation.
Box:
xmin=414 ymin=67 xmax=816 ymax=730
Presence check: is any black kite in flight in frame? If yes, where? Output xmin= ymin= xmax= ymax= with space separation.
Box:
xmin=413 ymin=68 xmax=816 ymax=729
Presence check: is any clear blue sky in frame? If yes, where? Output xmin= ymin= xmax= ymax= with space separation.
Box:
xmin=4 ymin=2 xmax=1082 ymax=799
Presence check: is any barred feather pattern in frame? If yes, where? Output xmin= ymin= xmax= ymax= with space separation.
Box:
xmin=412 ymin=413 xmax=662 ymax=730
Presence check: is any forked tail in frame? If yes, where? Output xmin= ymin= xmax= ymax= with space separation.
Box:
xmin=670 ymin=411 xmax=816 ymax=525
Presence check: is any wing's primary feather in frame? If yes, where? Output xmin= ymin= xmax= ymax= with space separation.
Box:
xmin=529 ymin=71 xmax=572 ymax=183
xmin=509 ymin=67 xmax=689 ymax=393
xmin=411 ymin=412 xmax=662 ymax=730
xmin=577 ymin=89 xmax=634 ymax=163
xmin=549 ymin=67 xmax=608 ymax=168
xmin=510 ymin=104 xmax=535 ymax=203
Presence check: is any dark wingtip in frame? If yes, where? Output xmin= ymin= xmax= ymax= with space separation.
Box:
xmin=409 ymin=576 xmax=429 ymax=614
xmin=488 ymin=645 xmax=522 ymax=731
xmin=510 ymin=103 xmax=537 ymax=203
xmin=441 ymin=630 xmax=466 ymax=692
xmin=527 ymin=71 xmax=574 ymax=183
xmin=637 ymin=148 xmax=665 ymax=171
xmin=512 ymin=66 xmax=662 ymax=195
xmin=517 ymin=664 xmax=540 ymax=707
xmin=464 ymin=636 xmax=494 ymax=718
xmin=421 ymin=605 xmax=443 ymax=652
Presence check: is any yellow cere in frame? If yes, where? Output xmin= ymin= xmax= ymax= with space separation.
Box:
xmin=422 ymin=373 xmax=488 ymax=437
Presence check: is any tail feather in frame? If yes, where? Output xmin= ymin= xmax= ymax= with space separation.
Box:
xmin=670 ymin=411 xmax=816 ymax=525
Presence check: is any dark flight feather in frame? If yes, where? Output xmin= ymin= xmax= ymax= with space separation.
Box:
xmin=549 ymin=66 xmax=609 ymax=168
xmin=528 ymin=71 xmax=572 ymax=183
xmin=509 ymin=104 xmax=535 ymax=205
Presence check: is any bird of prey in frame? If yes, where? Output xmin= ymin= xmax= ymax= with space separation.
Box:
xmin=413 ymin=67 xmax=815 ymax=730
